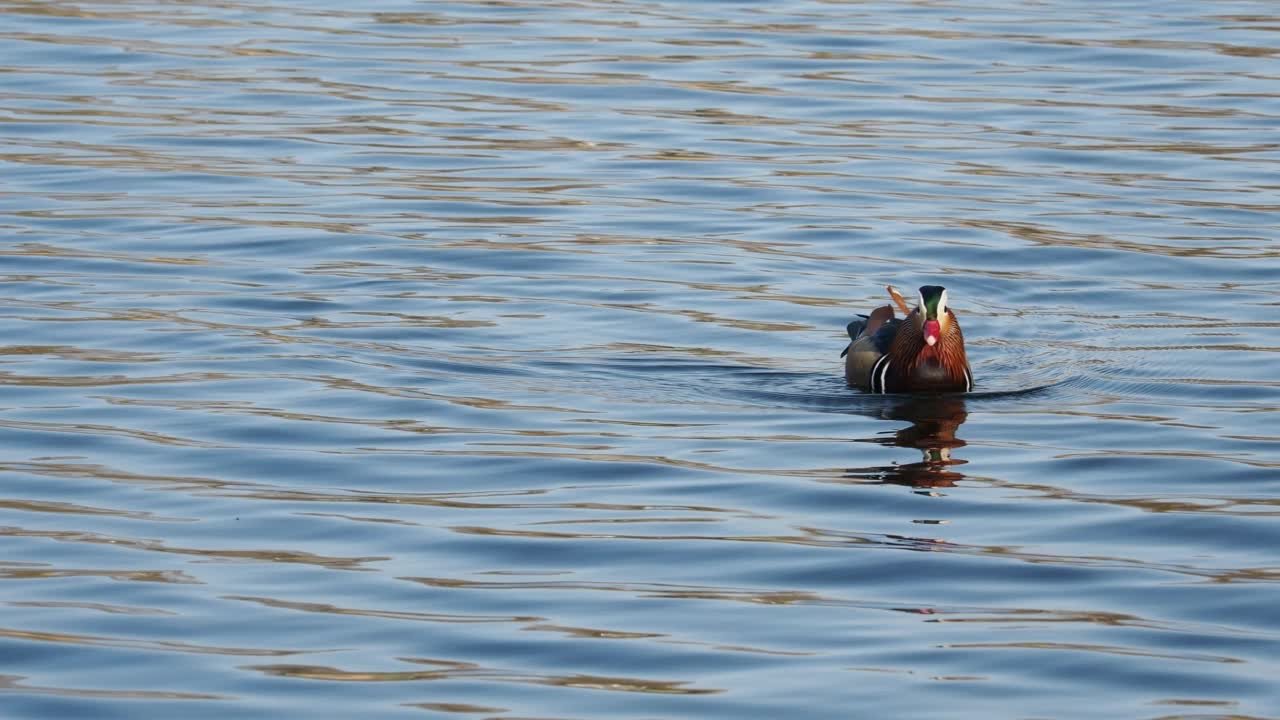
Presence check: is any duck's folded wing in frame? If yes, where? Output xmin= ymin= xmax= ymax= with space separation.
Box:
xmin=842 ymin=316 xmax=867 ymax=357
xmin=868 ymin=315 xmax=898 ymax=355
xmin=843 ymin=316 xmax=900 ymax=389
xmin=842 ymin=305 xmax=895 ymax=358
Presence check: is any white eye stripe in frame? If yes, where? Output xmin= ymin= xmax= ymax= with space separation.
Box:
xmin=918 ymin=288 xmax=949 ymax=317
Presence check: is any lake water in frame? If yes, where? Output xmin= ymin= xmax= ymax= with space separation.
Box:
xmin=1 ymin=1 xmax=1278 ymax=717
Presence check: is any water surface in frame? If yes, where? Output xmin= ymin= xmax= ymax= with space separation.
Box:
xmin=1 ymin=1 xmax=1278 ymax=717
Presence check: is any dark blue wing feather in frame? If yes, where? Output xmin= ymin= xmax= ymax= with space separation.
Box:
xmin=870 ymin=318 xmax=899 ymax=355
xmin=842 ymin=314 xmax=899 ymax=358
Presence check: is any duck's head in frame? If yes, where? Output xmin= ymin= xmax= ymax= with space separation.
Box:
xmin=915 ymin=285 xmax=951 ymax=347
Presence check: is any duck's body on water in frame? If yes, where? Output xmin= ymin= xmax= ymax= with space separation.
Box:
xmin=843 ymin=285 xmax=973 ymax=394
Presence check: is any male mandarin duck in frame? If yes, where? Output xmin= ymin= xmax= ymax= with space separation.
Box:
xmin=842 ymin=285 xmax=973 ymax=393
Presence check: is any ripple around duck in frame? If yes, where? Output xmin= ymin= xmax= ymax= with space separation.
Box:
xmin=539 ymin=346 xmax=1082 ymax=416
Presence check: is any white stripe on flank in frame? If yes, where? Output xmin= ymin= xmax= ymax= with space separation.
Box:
xmin=963 ymin=366 xmax=972 ymax=393
xmin=871 ymin=355 xmax=892 ymax=393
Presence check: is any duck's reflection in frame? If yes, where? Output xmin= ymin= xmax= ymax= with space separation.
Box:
xmin=846 ymin=395 xmax=968 ymax=489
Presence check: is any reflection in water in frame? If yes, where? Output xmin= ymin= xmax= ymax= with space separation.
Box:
xmin=847 ymin=396 xmax=968 ymax=489
xmin=1 ymin=0 xmax=1278 ymax=717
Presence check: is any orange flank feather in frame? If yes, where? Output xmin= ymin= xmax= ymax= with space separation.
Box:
xmin=886 ymin=285 xmax=911 ymax=315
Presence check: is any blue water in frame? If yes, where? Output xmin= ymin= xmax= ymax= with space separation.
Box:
xmin=1 ymin=1 xmax=1278 ymax=717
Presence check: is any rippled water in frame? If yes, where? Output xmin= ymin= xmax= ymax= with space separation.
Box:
xmin=2 ymin=1 xmax=1279 ymax=717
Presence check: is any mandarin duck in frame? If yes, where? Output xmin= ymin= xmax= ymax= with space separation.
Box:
xmin=842 ymin=285 xmax=973 ymax=393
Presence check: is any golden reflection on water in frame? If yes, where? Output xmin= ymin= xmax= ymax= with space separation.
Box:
xmin=0 ymin=525 xmax=386 ymax=571
xmin=0 ymin=674 xmax=224 ymax=701
xmin=246 ymin=661 xmax=721 ymax=695
xmin=224 ymin=594 xmax=540 ymax=625
xmin=0 ymin=626 xmax=305 ymax=657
